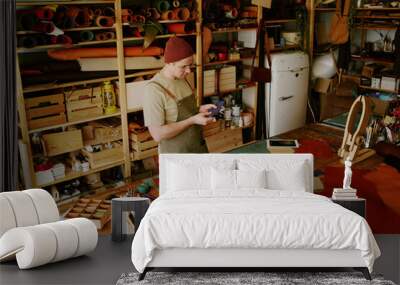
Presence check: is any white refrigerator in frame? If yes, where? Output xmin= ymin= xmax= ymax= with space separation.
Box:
xmin=265 ymin=52 xmax=309 ymax=137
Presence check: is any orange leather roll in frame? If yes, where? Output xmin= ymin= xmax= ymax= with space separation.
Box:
xmin=75 ymin=7 xmax=94 ymax=27
xmin=48 ymin=46 xmax=164 ymax=60
xmin=174 ymin=7 xmax=190 ymax=21
xmin=167 ymin=22 xmax=195 ymax=34
xmin=161 ymin=10 xmax=175 ymax=20
xmin=95 ymin=16 xmax=114 ymax=27
xmin=131 ymin=15 xmax=146 ymax=24
xmin=146 ymin=8 xmax=160 ymax=20
xmin=121 ymin=9 xmax=133 ymax=23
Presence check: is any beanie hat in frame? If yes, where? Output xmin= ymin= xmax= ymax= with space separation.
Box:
xmin=164 ymin=37 xmax=194 ymax=63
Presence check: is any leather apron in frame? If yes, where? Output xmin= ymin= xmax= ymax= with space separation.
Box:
xmin=148 ymin=80 xmax=208 ymax=154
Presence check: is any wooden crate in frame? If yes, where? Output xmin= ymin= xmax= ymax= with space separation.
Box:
xmin=129 ymin=129 xmax=158 ymax=160
xmin=130 ymin=147 xmax=158 ymax=161
xmin=41 ymin=129 xmax=83 ymax=157
xmin=83 ymin=120 xmax=122 ymax=145
xmin=202 ymin=120 xmax=223 ymax=137
xmin=64 ymin=198 xmax=111 ymax=229
xmin=65 ymin=87 xmax=103 ymax=122
xmin=219 ymin=66 xmax=236 ymax=92
xmin=205 ymin=127 xmax=243 ymax=153
xmin=81 ymin=142 xmax=123 ymax=168
xmin=25 ymin=94 xmax=66 ymax=129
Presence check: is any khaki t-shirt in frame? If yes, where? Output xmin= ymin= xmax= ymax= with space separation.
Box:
xmin=143 ymin=72 xmax=194 ymax=126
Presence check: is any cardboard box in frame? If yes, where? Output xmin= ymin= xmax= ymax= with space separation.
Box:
xmin=381 ymin=76 xmax=398 ymax=91
xmin=117 ymin=79 xmax=148 ymax=110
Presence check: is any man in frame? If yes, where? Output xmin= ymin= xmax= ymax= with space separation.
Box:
xmin=143 ymin=37 xmax=215 ymax=153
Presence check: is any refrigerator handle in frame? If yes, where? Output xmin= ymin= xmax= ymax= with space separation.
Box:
xmin=279 ymin=95 xmax=294 ymax=101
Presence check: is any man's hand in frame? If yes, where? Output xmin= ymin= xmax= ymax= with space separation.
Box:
xmin=199 ymin=104 xmax=217 ymax=113
xmin=191 ymin=112 xmax=214 ymax=125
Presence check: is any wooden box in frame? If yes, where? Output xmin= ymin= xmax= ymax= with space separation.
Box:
xmin=219 ymin=66 xmax=236 ymax=92
xmin=202 ymin=120 xmax=223 ymax=137
xmin=205 ymin=127 xmax=243 ymax=153
xmin=65 ymin=87 xmax=103 ymax=122
xmin=42 ymin=129 xmax=83 ymax=157
xmin=25 ymin=94 xmax=66 ymax=130
xmin=65 ymin=198 xmax=111 ymax=229
xmin=203 ymin=69 xmax=216 ymax=96
xmin=83 ymin=120 xmax=122 ymax=145
xmin=130 ymin=129 xmax=158 ymax=161
xmin=81 ymin=142 xmax=123 ymax=169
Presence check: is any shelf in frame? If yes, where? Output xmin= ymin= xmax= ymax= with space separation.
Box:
xmin=23 ymin=69 xmax=160 ymax=93
xmin=16 ymin=0 xmax=115 ymax=6
xmin=127 ymin=107 xmax=143 ymax=113
xmin=17 ymin=25 xmax=116 ymax=35
xmin=270 ymin=44 xmax=301 ymax=53
xmin=39 ymin=159 xmax=125 ymax=188
xmin=356 ymin=7 xmax=400 ymax=11
xmin=204 ymin=58 xmax=244 ymax=67
xmin=123 ymin=32 xmax=197 ymax=43
xmin=359 ymin=85 xmax=398 ymax=94
xmin=353 ymin=25 xmax=397 ymax=30
xmin=17 ymin=39 xmax=116 ymax=53
xmin=28 ymin=111 xmax=121 ymax=134
xmin=351 ymin=55 xmax=393 ymax=64
xmin=211 ymin=27 xmax=257 ymax=34
xmin=314 ymin=8 xmax=336 ymax=13
xmin=204 ymin=81 xmax=257 ymax=97
xmin=265 ymin=19 xmax=296 ymax=25
xmin=354 ymin=15 xmax=400 ymax=19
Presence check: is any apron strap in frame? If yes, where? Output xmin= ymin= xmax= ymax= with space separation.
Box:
xmin=184 ymin=77 xmax=194 ymax=92
xmin=148 ymin=81 xmax=178 ymax=102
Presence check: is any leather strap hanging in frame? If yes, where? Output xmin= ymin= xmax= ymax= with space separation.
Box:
xmin=251 ymin=18 xmax=272 ymax=83
xmin=329 ymin=0 xmax=351 ymax=44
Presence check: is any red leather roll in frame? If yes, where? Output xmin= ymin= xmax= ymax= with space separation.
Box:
xmin=161 ymin=10 xmax=175 ymax=20
xmin=131 ymin=15 xmax=146 ymax=24
xmin=95 ymin=32 xmax=107 ymax=41
xmin=48 ymin=46 xmax=164 ymax=60
xmin=174 ymin=7 xmax=190 ymax=21
xmin=35 ymin=8 xmax=54 ymax=20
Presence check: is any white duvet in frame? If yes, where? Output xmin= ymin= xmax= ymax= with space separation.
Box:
xmin=131 ymin=189 xmax=380 ymax=273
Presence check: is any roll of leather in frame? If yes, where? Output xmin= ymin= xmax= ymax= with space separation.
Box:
xmin=167 ymin=22 xmax=195 ymax=34
xmin=93 ymin=8 xmax=102 ymax=16
xmin=35 ymin=8 xmax=54 ymax=21
xmin=80 ymin=30 xmax=94 ymax=42
xmin=121 ymin=9 xmax=133 ymax=23
xmin=146 ymin=8 xmax=160 ymax=20
xmin=131 ymin=15 xmax=146 ymax=24
xmin=102 ymin=7 xmax=115 ymax=17
xmin=174 ymin=7 xmax=190 ymax=21
xmin=75 ymin=8 xmax=94 ymax=27
xmin=95 ymin=16 xmax=114 ymax=27
xmin=48 ymin=46 xmax=164 ymax=60
xmin=161 ymin=10 xmax=175 ymax=20
xmin=172 ymin=0 xmax=180 ymax=7
xmin=104 ymin=31 xmax=115 ymax=40
xmin=31 ymin=21 xmax=55 ymax=33
xmin=65 ymin=7 xmax=80 ymax=28
xmin=57 ymin=34 xmax=73 ymax=45
xmin=95 ymin=32 xmax=107 ymax=41
xmin=225 ymin=8 xmax=238 ymax=19
xmin=155 ymin=0 xmax=170 ymax=13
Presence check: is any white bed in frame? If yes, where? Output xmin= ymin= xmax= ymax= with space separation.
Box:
xmin=131 ymin=154 xmax=380 ymax=280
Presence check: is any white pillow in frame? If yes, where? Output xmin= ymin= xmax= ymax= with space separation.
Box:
xmin=237 ymin=169 xmax=267 ymax=188
xmin=211 ymin=168 xmax=236 ymax=190
xmin=167 ymin=159 xmax=236 ymax=191
xmin=238 ymin=159 xmax=308 ymax=191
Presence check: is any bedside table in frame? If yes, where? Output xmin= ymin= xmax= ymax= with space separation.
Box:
xmin=331 ymin=198 xmax=366 ymax=218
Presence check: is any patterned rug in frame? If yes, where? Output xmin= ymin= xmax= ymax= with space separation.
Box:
xmin=116 ymin=271 xmax=395 ymax=285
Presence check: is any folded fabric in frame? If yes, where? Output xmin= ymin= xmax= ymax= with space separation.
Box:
xmin=48 ymin=46 xmax=164 ymax=60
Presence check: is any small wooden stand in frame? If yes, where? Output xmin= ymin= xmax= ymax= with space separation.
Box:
xmin=338 ymin=96 xmax=376 ymax=164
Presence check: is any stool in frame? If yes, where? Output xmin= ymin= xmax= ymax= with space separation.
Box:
xmin=111 ymin=197 xmax=150 ymax=242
